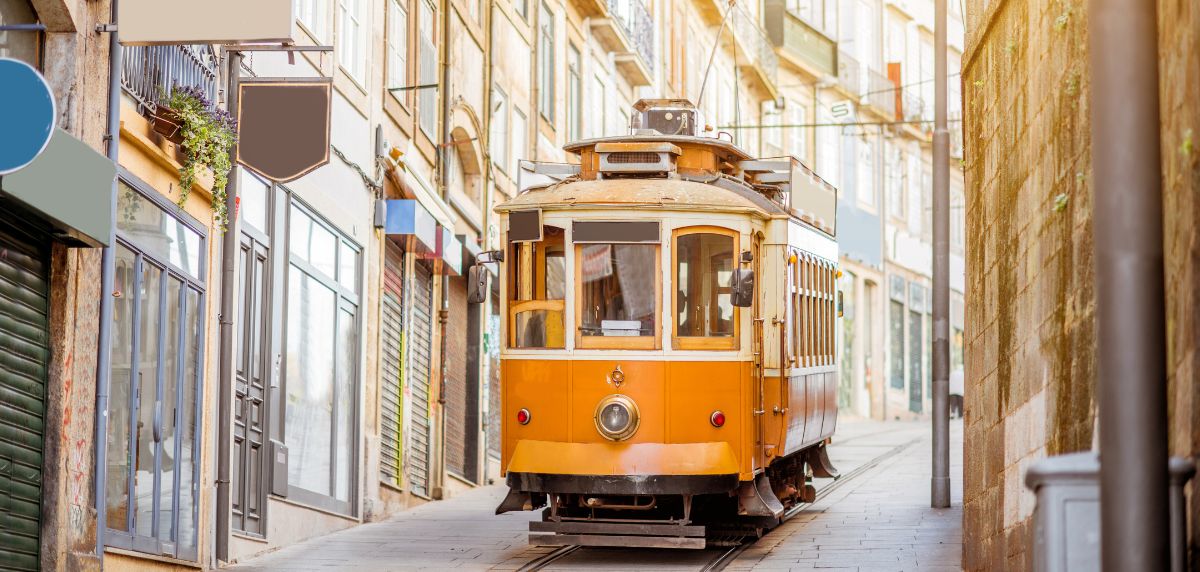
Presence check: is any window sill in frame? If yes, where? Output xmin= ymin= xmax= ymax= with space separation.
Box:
xmin=105 ymin=547 xmax=200 ymax=569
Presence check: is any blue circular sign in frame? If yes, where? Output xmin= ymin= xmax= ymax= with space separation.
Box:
xmin=0 ymin=58 xmax=56 ymax=176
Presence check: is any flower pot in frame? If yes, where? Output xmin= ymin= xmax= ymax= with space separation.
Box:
xmin=151 ymin=106 xmax=186 ymax=145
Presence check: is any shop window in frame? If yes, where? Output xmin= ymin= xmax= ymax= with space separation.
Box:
xmin=105 ymin=180 xmax=205 ymax=561
xmin=672 ymin=227 xmax=737 ymax=350
xmin=284 ymin=203 xmax=360 ymax=514
xmin=508 ymin=224 xmax=565 ymax=348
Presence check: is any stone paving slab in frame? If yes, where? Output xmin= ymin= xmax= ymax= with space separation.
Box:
xmin=227 ymin=419 xmax=963 ymax=571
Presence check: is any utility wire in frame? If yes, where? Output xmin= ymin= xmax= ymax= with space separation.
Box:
xmin=718 ymin=118 xmax=963 ymax=130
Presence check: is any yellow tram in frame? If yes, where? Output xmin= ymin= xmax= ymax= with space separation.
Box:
xmin=466 ymin=99 xmax=841 ymax=549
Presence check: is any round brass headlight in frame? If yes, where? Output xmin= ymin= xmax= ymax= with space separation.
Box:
xmin=594 ymin=394 xmax=640 ymax=441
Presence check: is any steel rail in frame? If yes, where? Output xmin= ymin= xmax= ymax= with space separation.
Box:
xmin=518 ymin=436 xmax=922 ymax=572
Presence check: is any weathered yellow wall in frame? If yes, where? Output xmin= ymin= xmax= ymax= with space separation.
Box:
xmin=963 ymin=0 xmax=1200 ymax=569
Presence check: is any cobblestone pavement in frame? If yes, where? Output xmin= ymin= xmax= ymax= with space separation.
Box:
xmin=228 ymin=419 xmax=962 ymax=571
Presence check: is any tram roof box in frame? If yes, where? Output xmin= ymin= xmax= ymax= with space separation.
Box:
xmin=740 ymin=156 xmax=838 ymax=237
xmin=631 ymin=99 xmax=700 ymax=137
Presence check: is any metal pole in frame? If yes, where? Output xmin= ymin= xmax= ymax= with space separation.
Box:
xmin=930 ymin=0 xmax=950 ymax=509
xmin=1088 ymin=0 xmax=1169 ymax=567
xmin=94 ymin=0 xmax=122 ymax=562
xmin=215 ymin=49 xmax=242 ymax=563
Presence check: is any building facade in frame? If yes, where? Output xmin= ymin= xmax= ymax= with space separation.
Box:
xmin=962 ymin=0 xmax=1199 ymax=568
xmin=0 ymin=1 xmax=117 ymax=570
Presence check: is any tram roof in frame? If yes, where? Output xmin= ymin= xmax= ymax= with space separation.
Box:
xmin=494 ymin=177 xmax=788 ymax=219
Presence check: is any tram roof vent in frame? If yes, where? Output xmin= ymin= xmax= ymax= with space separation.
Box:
xmin=595 ymin=141 xmax=681 ymax=176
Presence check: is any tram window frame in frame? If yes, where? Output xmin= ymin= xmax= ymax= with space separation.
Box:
xmin=507 ymin=224 xmax=566 ymax=349
xmin=574 ymin=242 xmax=662 ymax=351
xmin=671 ymin=226 xmax=739 ymax=351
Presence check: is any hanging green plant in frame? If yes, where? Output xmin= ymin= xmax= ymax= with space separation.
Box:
xmin=163 ymin=85 xmax=238 ymax=231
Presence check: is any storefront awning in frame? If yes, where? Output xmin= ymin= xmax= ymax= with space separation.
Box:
xmin=437 ymin=228 xmax=463 ymax=276
xmin=0 ymin=128 xmax=116 ymax=247
xmin=383 ymin=199 xmax=438 ymax=255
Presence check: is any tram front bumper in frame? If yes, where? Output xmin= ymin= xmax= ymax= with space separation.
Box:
xmin=504 ymin=440 xmax=741 ymax=496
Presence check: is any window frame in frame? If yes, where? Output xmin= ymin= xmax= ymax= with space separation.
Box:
xmin=537 ymin=1 xmax=555 ymax=122
xmin=574 ymin=242 xmax=662 ymax=351
xmin=295 ymin=0 xmax=328 ymax=41
xmin=280 ymin=197 xmax=362 ymax=516
xmin=337 ymin=0 xmax=366 ymax=85
xmin=386 ymin=0 xmax=410 ymax=101
xmin=104 ymin=173 xmax=207 ymax=562
xmin=506 ymin=225 xmax=567 ymax=350
xmin=670 ymin=226 xmax=740 ymax=351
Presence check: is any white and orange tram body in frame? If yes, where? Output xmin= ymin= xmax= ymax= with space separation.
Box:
xmin=476 ymin=100 xmax=842 ymax=549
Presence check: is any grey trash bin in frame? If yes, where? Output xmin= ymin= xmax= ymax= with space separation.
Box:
xmin=1025 ymin=452 xmax=1195 ymax=572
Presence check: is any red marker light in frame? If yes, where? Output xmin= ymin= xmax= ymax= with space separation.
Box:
xmin=516 ymin=408 xmax=531 ymax=425
xmin=710 ymin=411 xmax=726 ymax=428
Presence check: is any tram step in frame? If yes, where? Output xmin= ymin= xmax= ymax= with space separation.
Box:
xmin=529 ymin=533 xmax=707 ymax=549
xmin=530 ymin=520 xmax=706 ymax=537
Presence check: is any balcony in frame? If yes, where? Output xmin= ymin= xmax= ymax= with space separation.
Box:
xmin=763 ymin=1 xmax=837 ymax=78
xmin=591 ymin=0 xmax=654 ymax=86
xmin=728 ymin=2 xmax=779 ymax=98
xmin=901 ymin=90 xmax=925 ymax=123
xmin=121 ymin=44 xmax=219 ymax=114
xmin=864 ymin=67 xmax=896 ymax=119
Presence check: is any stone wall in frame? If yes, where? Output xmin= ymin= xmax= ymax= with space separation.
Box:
xmin=961 ymin=0 xmax=1095 ymax=568
xmin=962 ymin=0 xmax=1200 ymax=569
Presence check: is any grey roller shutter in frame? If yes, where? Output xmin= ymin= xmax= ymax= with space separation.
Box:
xmin=380 ymin=243 xmax=405 ymax=486
xmin=0 ymin=222 xmax=49 ymax=572
xmin=408 ymin=260 xmax=435 ymax=497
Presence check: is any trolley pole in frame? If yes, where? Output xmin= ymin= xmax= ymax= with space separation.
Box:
xmin=930 ymin=0 xmax=951 ymax=509
xmin=1088 ymin=0 xmax=1170 ymax=567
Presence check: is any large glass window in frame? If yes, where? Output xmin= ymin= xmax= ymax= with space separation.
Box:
xmin=567 ymin=44 xmax=582 ymax=142
xmin=508 ymin=225 xmax=565 ymax=348
xmin=672 ymin=228 xmax=736 ymax=350
xmin=577 ymin=243 xmax=659 ymax=349
xmin=295 ymin=0 xmax=327 ymax=40
xmin=386 ymin=0 xmax=409 ymax=94
xmin=490 ymin=87 xmax=509 ymax=173
xmin=284 ymin=203 xmax=360 ymax=513
xmin=417 ymin=0 xmax=437 ymax=137
xmin=337 ymin=0 xmax=365 ymax=83
xmin=105 ymin=181 xmax=204 ymax=561
xmin=537 ymin=1 xmax=555 ymax=121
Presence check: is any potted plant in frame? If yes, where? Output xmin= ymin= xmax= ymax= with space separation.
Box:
xmin=162 ymin=85 xmax=238 ymax=230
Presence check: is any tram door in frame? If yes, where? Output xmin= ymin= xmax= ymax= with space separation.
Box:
xmin=751 ymin=232 xmax=765 ymax=469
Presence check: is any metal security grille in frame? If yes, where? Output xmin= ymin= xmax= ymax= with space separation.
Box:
xmin=380 ymin=243 xmax=406 ymax=486
xmin=444 ymin=279 xmax=468 ymax=479
xmin=408 ymin=260 xmax=435 ymax=497
xmin=0 ymin=221 xmax=49 ymax=572
xmin=607 ymin=151 xmax=661 ymax=164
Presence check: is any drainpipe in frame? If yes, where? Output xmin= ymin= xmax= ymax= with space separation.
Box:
xmin=1088 ymin=0 xmax=1169 ymax=568
xmin=214 ymin=49 xmax=242 ymax=562
xmin=94 ymin=0 xmax=122 ymax=562
xmin=480 ymin=0 xmax=495 ymax=482
xmin=435 ymin=0 xmax=452 ymax=497
xmin=930 ymin=0 xmax=950 ymax=509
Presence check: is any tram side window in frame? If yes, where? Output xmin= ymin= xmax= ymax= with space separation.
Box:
xmin=672 ymin=228 xmax=737 ymax=350
xmin=508 ymin=225 xmax=566 ymax=348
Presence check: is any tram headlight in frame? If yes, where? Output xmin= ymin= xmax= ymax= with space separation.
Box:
xmin=594 ymin=395 xmax=640 ymax=441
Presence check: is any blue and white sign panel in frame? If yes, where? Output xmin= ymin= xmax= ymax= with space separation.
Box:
xmin=0 ymin=58 xmax=56 ymax=176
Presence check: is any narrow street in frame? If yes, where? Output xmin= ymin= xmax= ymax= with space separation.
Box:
xmin=229 ymin=419 xmax=962 ymax=571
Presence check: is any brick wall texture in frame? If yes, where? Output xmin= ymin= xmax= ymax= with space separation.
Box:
xmin=962 ymin=0 xmax=1200 ymax=569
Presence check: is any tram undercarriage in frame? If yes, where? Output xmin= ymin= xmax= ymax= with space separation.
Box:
xmin=498 ymin=443 xmax=840 ymax=549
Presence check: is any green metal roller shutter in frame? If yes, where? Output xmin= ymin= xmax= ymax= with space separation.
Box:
xmin=0 ymin=221 xmax=49 ymax=572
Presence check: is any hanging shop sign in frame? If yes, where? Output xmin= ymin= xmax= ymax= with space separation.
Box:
xmin=119 ymin=0 xmax=293 ymax=45
xmin=236 ymin=79 xmax=332 ymax=183
xmin=0 ymin=58 xmax=56 ymax=176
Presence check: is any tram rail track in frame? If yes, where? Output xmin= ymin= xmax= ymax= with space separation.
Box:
xmin=515 ymin=435 xmax=921 ymax=572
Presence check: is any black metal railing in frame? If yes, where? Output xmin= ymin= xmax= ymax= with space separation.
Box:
xmin=121 ymin=44 xmax=219 ymax=114
xmin=608 ymin=0 xmax=654 ymax=73
xmin=836 ymin=50 xmax=861 ymax=97
xmin=730 ymin=2 xmax=778 ymax=86
xmin=902 ymin=90 xmax=925 ymax=123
